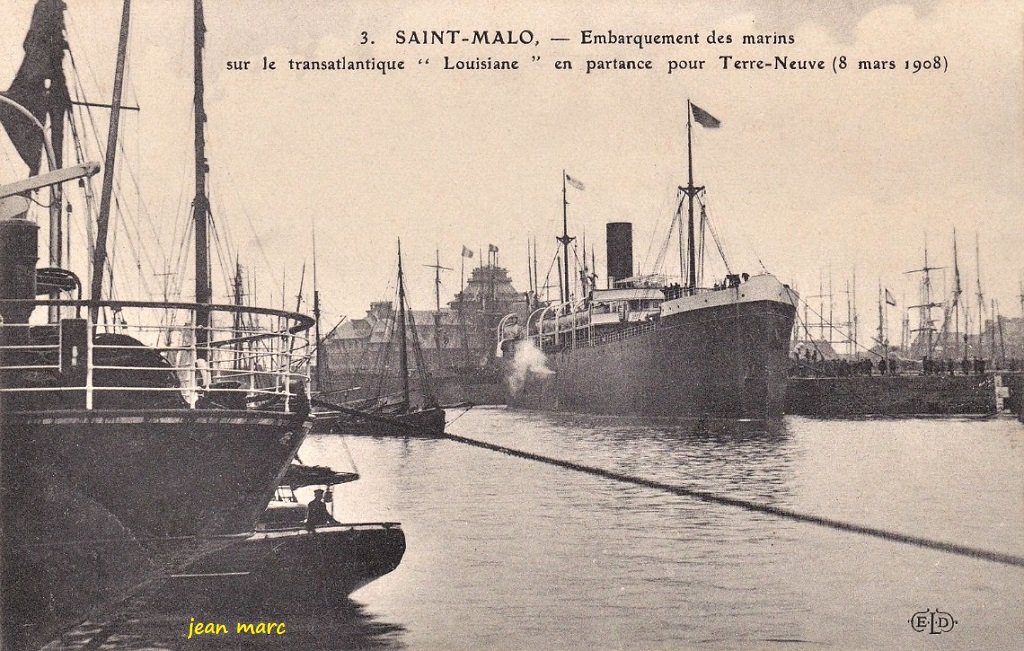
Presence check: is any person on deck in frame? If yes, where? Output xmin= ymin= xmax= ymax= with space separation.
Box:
xmin=305 ymin=489 xmax=339 ymax=531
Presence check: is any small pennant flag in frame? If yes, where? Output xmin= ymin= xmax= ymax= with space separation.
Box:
xmin=690 ymin=103 xmax=721 ymax=129
xmin=885 ymin=289 xmax=897 ymax=306
xmin=565 ymin=173 xmax=585 ymax=191
xmin=461 ymin=245 xmax=473 ymax=258
xmin=488 ymin=244 xmax=499 ymax=253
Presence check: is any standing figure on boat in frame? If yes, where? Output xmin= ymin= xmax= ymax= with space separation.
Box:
xmin=305 ymin=489 xmax=339 ymax=531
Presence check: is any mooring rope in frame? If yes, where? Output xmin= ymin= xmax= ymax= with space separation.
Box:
xmin=442 ymin=432 xmax=1024 ymax=568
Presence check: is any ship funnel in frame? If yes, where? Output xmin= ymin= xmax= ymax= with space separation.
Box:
xmin=606 ymin=222 xmax=633 ymax=287
xmin=0 ymin=217 xmax=39 ymax=324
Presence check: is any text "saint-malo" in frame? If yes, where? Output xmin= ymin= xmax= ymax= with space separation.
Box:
xmin=395 ymin=30 xmax=535 ymax=46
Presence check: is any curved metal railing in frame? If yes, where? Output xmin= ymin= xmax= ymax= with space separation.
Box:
xmin=0 ymin=298 xmax=314 ymax=412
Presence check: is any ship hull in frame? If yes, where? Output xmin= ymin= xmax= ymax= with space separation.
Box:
xmin=318 ymin=405 xmax=447 ymax=438
xmin=1 ymin=408 xmax=309 ymax=649
xmin=507 ymin=296 xmax=796 ymax=420
xmin=152 ymin=524 xmax=406 ymax=609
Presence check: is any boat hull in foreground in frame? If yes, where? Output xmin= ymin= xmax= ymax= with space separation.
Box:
xmin=153 ymin=524 xmax=406 ymax=608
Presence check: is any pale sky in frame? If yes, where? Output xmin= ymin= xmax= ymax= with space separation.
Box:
xmin=2 ymin=0 xmax=1022 ymax=346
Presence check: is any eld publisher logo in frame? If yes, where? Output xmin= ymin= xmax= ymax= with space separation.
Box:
xmin=909 ymin=609 xmax=957 ymax=634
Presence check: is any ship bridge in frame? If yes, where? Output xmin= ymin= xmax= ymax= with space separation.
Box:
xmin=589 ymin=287 xmax=665 ymax=326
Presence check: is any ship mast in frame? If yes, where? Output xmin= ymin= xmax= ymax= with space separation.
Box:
xmin=1019 ymin=277 xmax=1024 ymax=318
xmin=312 ymin=230 xmax=322 ymax=389
xmin=951 ymin=229 xmax=962 ymax=358
xmin=192 ymin=0 xmax=211 ymax=359
xmin=532 ymin=238 xmax=539 ymax=302
xmin=877 ymin=280 xmax=886 ymax=360
xmin=974 ymin=232 xmax=984 ymax=359
xmin=685 ymin=101 xmax=696 ymax=291
xmin=232 ymin=257 xmax=242 ymax=370
xmin=423 ymin=249 xmax=450 ymax=370
xmin=905 ymin=236 xmax=944 ymax=356
xmin=89 ymin=0 xmax=131 ymax=324
xmin=396 ymin=239 xmax=410 ymax=406
xmin=558 ymin=170 xmax=574 ymax=304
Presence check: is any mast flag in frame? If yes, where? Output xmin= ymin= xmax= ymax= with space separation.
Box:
xmin=0 ymin=0 xmax=70 ymax=174
xmin=461 ymin=245 xmax=473 ymax=258
xmin=885 ymin=289 xmax=897 ymax=306
xmin=565 ymin=173 xmax=585 ymax=191
xmin=690 ymin=103 xmax=721 ymax=129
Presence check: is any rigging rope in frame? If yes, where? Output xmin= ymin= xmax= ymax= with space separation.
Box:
xmin=794 ymin=296 xmax=881 ymax=362
xmin=314 ymin=399 xmax=1016 ymax=568
xmin=649 ymin=195 xmax=680 ymax=278
xmin=441 ymin=431 xmax=1024 ymax=568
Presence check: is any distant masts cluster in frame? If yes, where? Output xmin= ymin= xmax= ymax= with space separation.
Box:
xmin=795 ymin=228 xmax=1014 ymax=364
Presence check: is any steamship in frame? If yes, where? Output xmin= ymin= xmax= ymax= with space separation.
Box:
xmin=1 ymin=2 xmax=310 ymax=648
xmin=497 ymin=102 xmax=798 ymax=420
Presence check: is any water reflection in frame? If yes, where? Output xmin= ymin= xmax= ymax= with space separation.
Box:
xmin=462 ymin=408 xmax=799 ymax=505
xmin=60 ymin=411 xmax=1021 ymax=649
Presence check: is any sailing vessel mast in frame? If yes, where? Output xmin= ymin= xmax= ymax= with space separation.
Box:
xmin=192 ymin=0 xmax=211 ymax=359
xmin=951 ymin=229 xmax=962 ymax=358
xmin=877 ymin=282 xmax=883 ymax=357
xmin=312 ymin=231 xmax=323 ymax=389
xmin=424 ymin=249 xmax=450 ymax=370
xmin=424 ymin=249 xmax=451 ymax=313
xmin=232 ymin=258 xmax=242 ymax=370
xmin=905 ymin=236 xmax=944 ymax=356
xmin=974 ymin=232 xmax=985 ymax=359
xmin=396 ymin=239 xmax=410 ymax=406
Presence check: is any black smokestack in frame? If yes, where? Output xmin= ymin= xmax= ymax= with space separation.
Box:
xmin=606 ymin=222 xmax=633 ymax=287
xmin=0 ymin=218 xmax=39 ymax=324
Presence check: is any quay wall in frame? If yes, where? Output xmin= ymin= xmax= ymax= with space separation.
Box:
xmin=785 ymin=375 xmax=996 ymax=416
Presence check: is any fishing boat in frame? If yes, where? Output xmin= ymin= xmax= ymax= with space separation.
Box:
xmin=152 ymin=463 xmax=406 ymax=609
xmin=1 ymin=2 xmax=311 ymax=647
xmin=317 ymin=250 xmax=531 ymax=407
xmin=322 ymin=241 xmax=446 ymax=437
xmin=497 ymin=102 xmax=799 ymax=421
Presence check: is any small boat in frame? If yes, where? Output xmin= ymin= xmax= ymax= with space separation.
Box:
xmin=321 ymin=240 xmax=447 ymax=437
xmin=153 ymin=463 xmax=405 ymax=609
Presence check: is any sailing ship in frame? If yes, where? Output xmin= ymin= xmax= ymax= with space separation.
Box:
xmin=783 ymin=233 xmax=1001 ymax=417
xmin=1 ymin=2 xmax=311 ymax=647
xmin=320 ymin=240 xmax=446 ymax=436
xmin=497 ymin=101 xmax=799 ymax=420
xmin=318 ymin=252 xmax=530 ymax=407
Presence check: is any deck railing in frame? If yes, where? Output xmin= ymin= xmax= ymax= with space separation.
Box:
xmin=0 ymin=298 xmax=314 ymax=413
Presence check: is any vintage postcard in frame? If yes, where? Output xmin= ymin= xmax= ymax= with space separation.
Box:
xmin=1 ymin=1 xmax=1021 ymax=649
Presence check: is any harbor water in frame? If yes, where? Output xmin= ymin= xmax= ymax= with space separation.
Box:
xmin=79 ymin=408 xmax=1021 ymax=649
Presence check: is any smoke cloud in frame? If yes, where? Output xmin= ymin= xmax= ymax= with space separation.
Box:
xmin=506 ymin=339 xmax=553 ymax=395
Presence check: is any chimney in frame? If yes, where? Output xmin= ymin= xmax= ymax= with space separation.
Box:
xmin=606 ymin=222 xmax=633 ymax=287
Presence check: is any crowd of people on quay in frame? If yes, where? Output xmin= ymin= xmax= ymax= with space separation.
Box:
xmin=921 ymin=355 xmax=988 ymax=376
xmin=790 ymin=350 xmax=885 ymax=377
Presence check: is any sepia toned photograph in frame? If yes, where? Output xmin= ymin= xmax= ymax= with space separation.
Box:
xmin=1 ymin=1 xmax=1021 ymax=649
